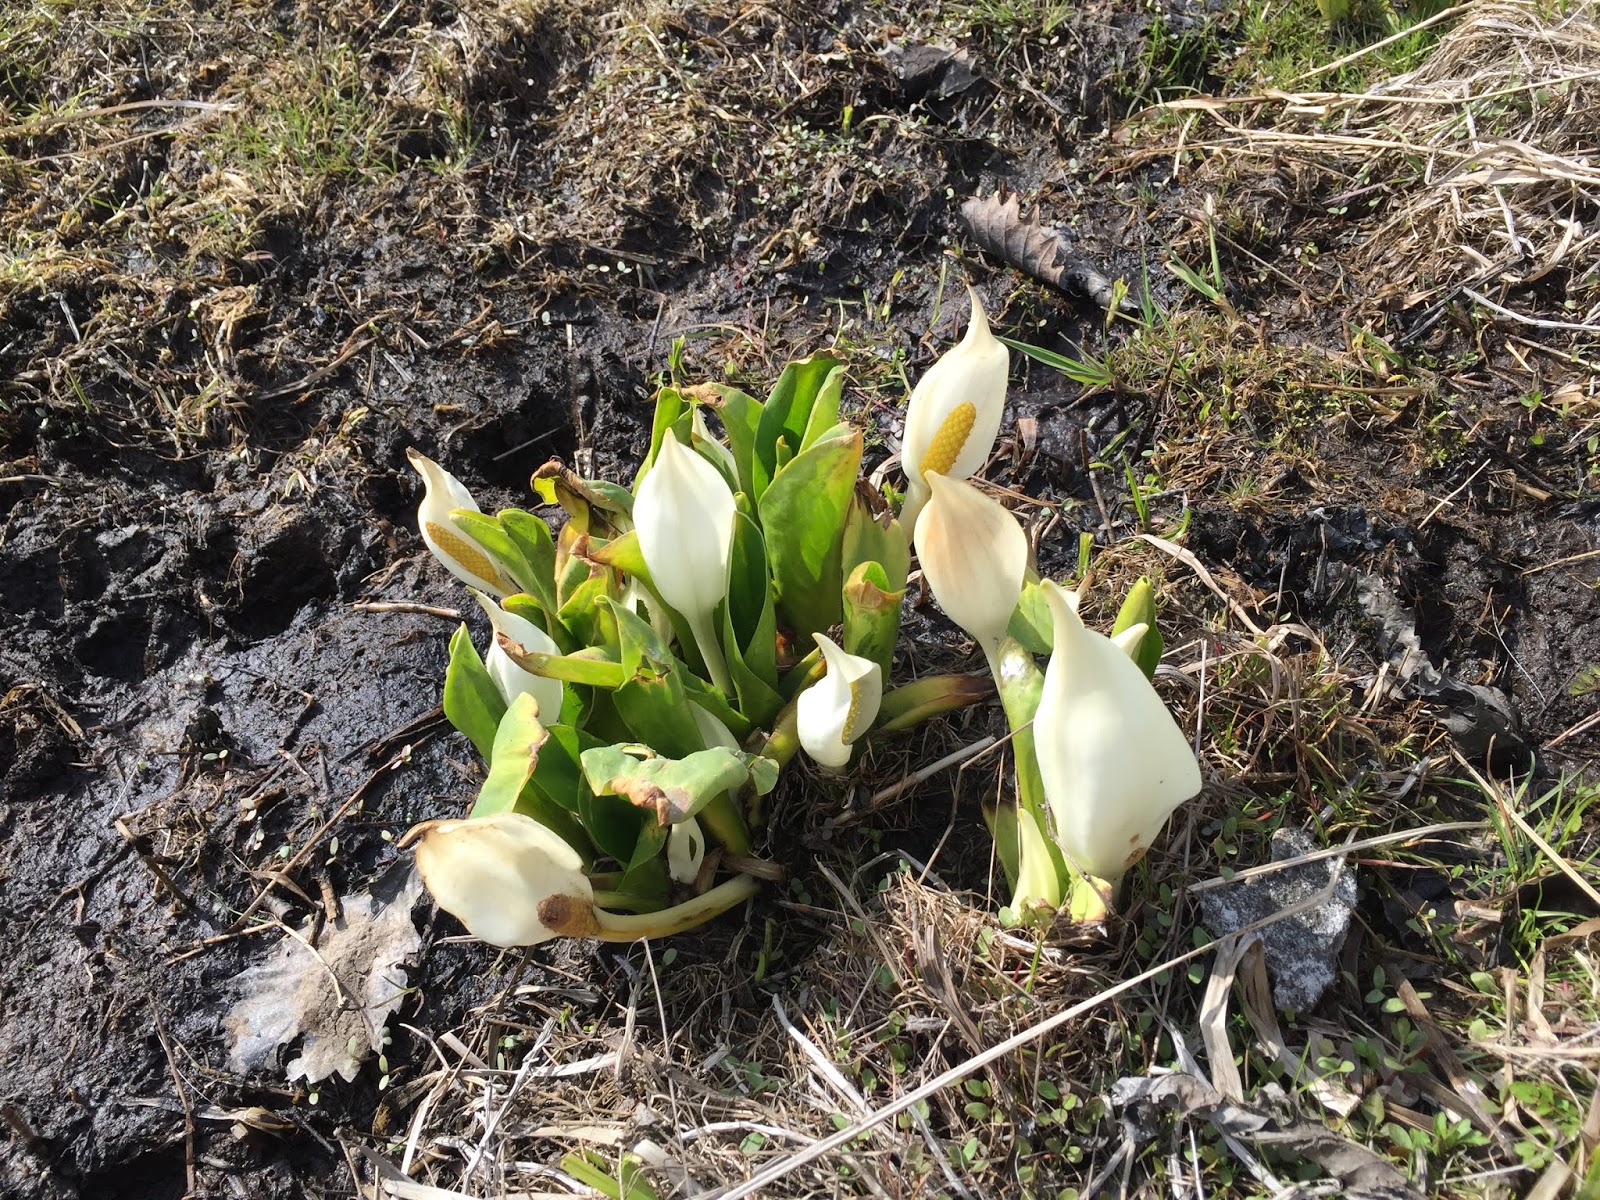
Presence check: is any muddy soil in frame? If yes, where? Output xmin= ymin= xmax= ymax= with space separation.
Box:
xmin=3 ymin=2 xmax=1597 ymax=1197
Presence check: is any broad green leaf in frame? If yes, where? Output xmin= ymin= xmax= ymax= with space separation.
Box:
xmin=582 ymin=745 xmax=752 ymax=825
xmin=757 ymin=425 xmax=862 ymax=640
xmin=498 ymin=509 xmax=560 ymax=615
xmin=723 ymin=509 xmax=783 ymax=726
xmin=557 ymin=565 xmax=618 ymax=649
xmin=471 ymin=693 xmax=547 ymax=817
xmin=579 ymin=787 xmax=649 ymax=865
xmin=606 ymin=600 xmax=705 ymax=757
xmin=588 ymin=528 xmax=647 ymax=578
xmin=753 ymin=354 xmax=843 ymax=501
xmin=799 ymin=362 xmax=846 ymax=453
xmin=443 ymin=624 xmax=505 ymax=761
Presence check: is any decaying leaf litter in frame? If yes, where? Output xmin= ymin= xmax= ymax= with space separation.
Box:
xmin=2 ymin=0 xmax=1598 ymax=1196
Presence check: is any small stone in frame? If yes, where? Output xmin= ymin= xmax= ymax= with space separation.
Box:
xmin=1197 ymin=828 xmax=1357 ymax=1013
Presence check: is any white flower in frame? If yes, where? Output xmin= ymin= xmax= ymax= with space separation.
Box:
xmin=407 ymin=449 xmax=516 ymax=597
xmin=410 ymin=812 xmax=596 ymax=946
xmin=471 ymin=590 xmax=564 ymax=721
xmin=913 ymin=472 xmax=1028 ymax=668
xmin=1032 ymin=581 xmax=1202 ymax=883
xmin=797 ymin=633 xmax=883 ymax=769
xmin=633 ymin=432 xmax=736 ymax=693
xmin=899 ymin=285 xmax=1009 ymax=529
xmin=667 ymin=816 xmax=707 ymax=884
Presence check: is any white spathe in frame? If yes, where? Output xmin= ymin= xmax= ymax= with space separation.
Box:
xmin=797 ymin=633 xmax=883 ymax=769
xmin=913 ymin=472 xmax=1028 ymax=665
xmin=1032 ymin=580 xmax=1202 ymax=883
xmin=633 ymin=431 xmax=737 ymax=694
xmin=412 ymin=812 xmax=594 ymax=947
xmin=667 ymin=815 xmax=707 ymax=884
xmin=899 ymin=285 xmax=1009 ymax=529
xmin=407 ymin=448 xmax=516 ymax=597
xmin=470 ymin=590 xmax=564 ymax=721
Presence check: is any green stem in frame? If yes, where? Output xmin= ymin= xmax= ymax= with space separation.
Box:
xmin=592 ymin=890 xmax=668 ymax=914
xmin=688 ymin=610 xmax=735 ymax=697
xmin=697 ymin=789 xmax=751 ymax=855
xmin=593 ymin=874 xmax=760 ymax=941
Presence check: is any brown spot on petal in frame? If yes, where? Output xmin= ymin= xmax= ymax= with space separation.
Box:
xmin=537 ymin=893 xmax=600 ymax=938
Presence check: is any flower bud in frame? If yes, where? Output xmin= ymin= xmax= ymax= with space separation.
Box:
xmin=407 ymin=449 xmax=517 ymax=597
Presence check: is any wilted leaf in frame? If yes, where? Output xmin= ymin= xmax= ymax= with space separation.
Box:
xmin=226 ymin=866 xmax=422 ymax=1084
xmin=582 ymin=745 xmax=751 ymax=825
xmin=960 ymin=193 xmax=1132 ymax=311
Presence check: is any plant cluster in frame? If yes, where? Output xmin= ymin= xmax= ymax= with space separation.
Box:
xmin=399 ymin=288 xmax=1204 ymax=945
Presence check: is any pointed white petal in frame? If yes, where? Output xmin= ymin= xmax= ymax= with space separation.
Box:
xmin=634 ymin=433 xmax=736 ymax=623
xmin=798 ymin=634 xmax=882 ymax=768
xmin=900 ymin=285 xmax=1009 ymax=500
xmin=472 ymin=591 xmax=564 ymax=720
xmin=913 ymin=473 xmax=1028 ymax=656
xmin=1033 ymin=581 xmax=1201 ymax=883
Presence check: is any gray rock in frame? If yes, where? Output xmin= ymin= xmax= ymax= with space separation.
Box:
xmin=1197 ymin=828 xmax=1357 ymax=1013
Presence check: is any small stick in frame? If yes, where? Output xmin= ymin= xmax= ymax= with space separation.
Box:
xmin=353 ymin=600 xmax=463 ymax=620
xmin=867 ymin=736 xmax=999 ymax=807
xmin=1187 ymin=820 xmax=1486 ymax=892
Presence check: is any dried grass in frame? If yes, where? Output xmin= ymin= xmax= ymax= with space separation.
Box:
xmin=1163 ymin=0 xmax=1600 ymax=325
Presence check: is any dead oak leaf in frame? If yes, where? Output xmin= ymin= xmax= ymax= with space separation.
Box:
xmin=226 ymin=865 xmax=422 ymax=1084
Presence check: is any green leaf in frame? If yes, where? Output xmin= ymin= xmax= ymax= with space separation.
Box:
xmin=450 ymin=510 xmax=532 ymax=589
xmin=443 ymin=624 xmax=505 ymax=761
xmin=723 ymin=508 xmax=783 ymax=726
xmin=1570 ymin=664 xmax=1600 ymax=697
xmin=498 ymin=508 xmax=560 ymax=615
xmin=496 ymin=644 xmax=627 ymax=689
xmin=757 ymin=426 xmax=863 ymax=640
xmin=1005 ymin=580 xmax=1054 ymax=655
xmin=471 ymin=693 xmax=547 ymax=817
xmin=1111 ymin=576 xmax=1163 ymax=679
xmin=842 ymin=560 xmax=902 ymax=680
xmin=841 ymin=486 xmax=910 ymax=593
xmin=582 ymin=745 xmax=753 ymax=825
xmin=606 ymin=600 xmax=705 ymax=757
xmin=578 ymin=787 xmax=649 ymax=865
xmin=753 ymin=354 xmax=844 ymax=501
xmin=638 ymin=386 xmax=687 ymax=489
xmin=695 ymin=384 xmax=762 ymax=500
xmin=982 ymin=799 xmax=1021 ymax=892
xmin=556 ymin=564 xmax=619 ymax=649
